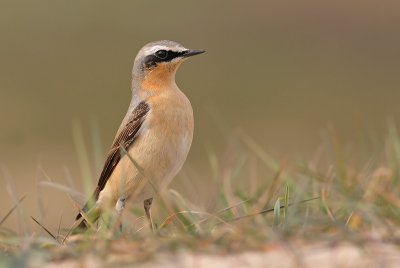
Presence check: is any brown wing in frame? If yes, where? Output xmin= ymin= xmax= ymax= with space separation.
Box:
xmin=76 ymin=101 xmax=150 ymax=220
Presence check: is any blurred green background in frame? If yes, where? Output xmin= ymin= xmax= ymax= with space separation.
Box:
xmin=1 ymin=0 xmax=400 ymax=230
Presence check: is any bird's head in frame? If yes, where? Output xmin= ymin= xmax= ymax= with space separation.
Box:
xmin=132 ymin=40 xmax=205 ymax=90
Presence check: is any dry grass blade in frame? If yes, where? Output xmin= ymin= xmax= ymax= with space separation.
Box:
xmin=321 ymin=187 xmax=336 ymax=222
xmin=252 ymin=167 xmax=284 ymax=214
xmin=61 ymin=195 xmax=97 ymax=243
xmin=70 ymin=198 xmax=97 ymax=231
xmin=31 ymin=216 xmax=59 ymax=244
xmin=62 ymin=218 xmax=86 ymax=244
xmin=72 ymin=120 xmax=94 ymax=197
xmin=0 ymin=195 xmax=26 ymax=226
xmin=159 ymin=210 xmax=235 ymax=231
xmin=191 ymin=199 xmax=252 ymax=226
xmin=226 ymin=197 xmax=320 ymax=223
xmin=57 ymin=215 xmax=63 ymax=238
xmin=39 ymin=181 xmax=84 ymax=200
xmin=214 ymin=199 xmax=252 ymax=215
xmin=241 ymin=133 xmax=280 ymax=172
xmin=373 ymin=184 xmax=400 ymax=207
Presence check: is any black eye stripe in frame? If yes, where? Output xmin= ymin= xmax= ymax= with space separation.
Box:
xmin=143 ymin=50 xmax=186 ymax=69
xmin=163 ymin=51 xmax=185 ymax=61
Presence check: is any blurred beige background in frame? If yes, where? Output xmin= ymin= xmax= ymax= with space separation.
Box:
xmin=1 ymin=0 xmax=400 ymax=231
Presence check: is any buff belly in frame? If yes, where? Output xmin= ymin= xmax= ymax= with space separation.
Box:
xmin=96 ymin=97 xmax=193 ymax=211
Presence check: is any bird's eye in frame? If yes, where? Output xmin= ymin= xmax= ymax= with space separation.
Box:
xmin=155 ymin=50 xmax=168 ymax=59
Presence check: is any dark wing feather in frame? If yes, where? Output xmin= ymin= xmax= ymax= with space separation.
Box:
xmin=76 ymin=101 xmax=150 ymax=221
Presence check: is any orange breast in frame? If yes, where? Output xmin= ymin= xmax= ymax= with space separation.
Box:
xmin=141 ymin=62 xmax=180 ymax=91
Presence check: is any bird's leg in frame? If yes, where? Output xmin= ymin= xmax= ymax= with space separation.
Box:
xmin=144 ymin=197 xmax=155 ymax=232
xmin=115 ymin=197 xmax=126 ymax=232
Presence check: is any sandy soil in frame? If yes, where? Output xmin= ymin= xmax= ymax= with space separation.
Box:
xmin=44 ymin=242 xmax=400 ymax=268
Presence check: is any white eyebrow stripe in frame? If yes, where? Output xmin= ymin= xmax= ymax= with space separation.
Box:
xmin=143 ymin=45 xmax=187 ymax=56
xmin=143 ymin=45 xmax=168 ymax=55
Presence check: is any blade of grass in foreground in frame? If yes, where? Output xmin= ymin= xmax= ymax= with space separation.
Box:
xmin=72 ymin=120 xmax=94 ymax=200
xmin=31 ymin=216 xmax=59 ymax=244
xmin=283 ymin=184 xmax=290 ymax=222
xmin=0 ymin=195 xmax=26 ymax=226
xmin=226 ymin=197 xmax=320 ymax=224
xmin=273 ymin=198 xmax=281 ymax=227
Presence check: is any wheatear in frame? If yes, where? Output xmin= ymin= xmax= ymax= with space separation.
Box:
xmin=75 ymin=40 xmax=204 ymax=230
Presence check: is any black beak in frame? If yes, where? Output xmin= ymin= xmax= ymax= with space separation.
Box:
xmin=182 ymin=49 xmax=206 ymax=58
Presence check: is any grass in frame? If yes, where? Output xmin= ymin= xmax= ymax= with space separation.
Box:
xmin=0 ymin=124 xmax=400 ymax=267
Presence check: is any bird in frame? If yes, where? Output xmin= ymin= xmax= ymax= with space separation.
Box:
xmin=75 ymin=40 xmax=204 ymax=231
